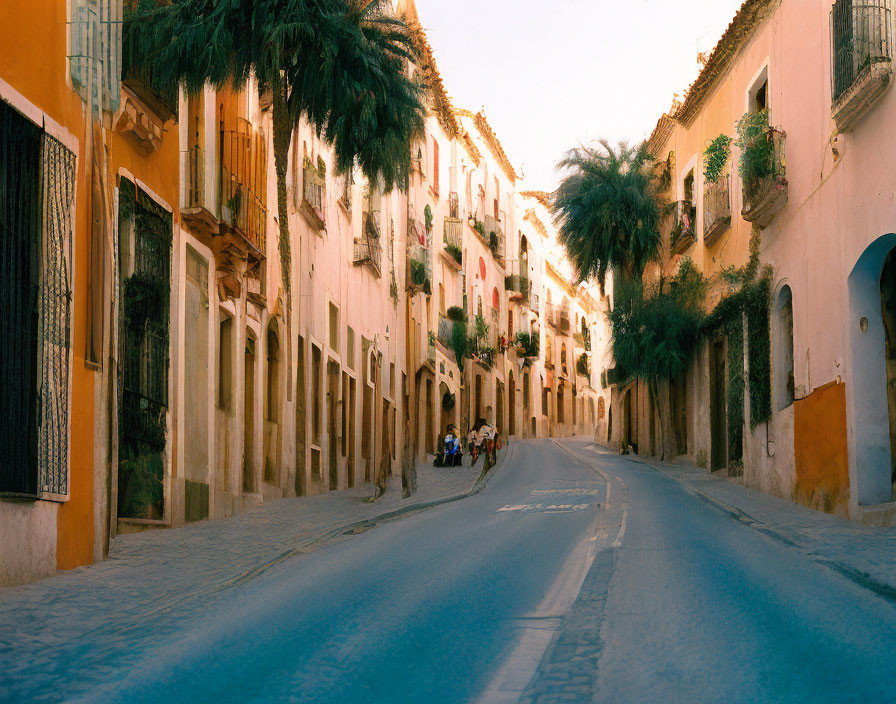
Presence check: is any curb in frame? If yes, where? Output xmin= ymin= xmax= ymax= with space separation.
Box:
xmin=223 ymin=443 xmax=514 ymax=589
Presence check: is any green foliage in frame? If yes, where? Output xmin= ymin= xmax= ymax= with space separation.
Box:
xmin=702 ymin=236 xmax=773 ymax=431
xmin=609 ymin=264 xmax=707 ymax=392
xmin=489 ymin=231 xmax=499 ymax=255
xmin=422 ymin=278 xmax=432 ymax=296
xmin=451 ymin=318 xmax=468 ymax=370
xmin=473 ymin=220 xmax=485 ymax=237
xmin=703 ymin=134 xmax=732 ymax=183
xmin=554 ymin=140 xmax=662 ymax=289
xmin=424 ymin=204 xmax=433 ymax=231
xmin=446 ymin=305 xmax=465 ymax=322
xmin=127 ymin=0 xmax=426 ymax=192
xmin=735 ymin=109 xmax=774 ymax=194
xmin=410 ymin=258 xmax=425 ymax=286
xmin=513 ymin=331 xmax=539 ymax=358
xmin=446 ymin=243 xmax=462 ymax=264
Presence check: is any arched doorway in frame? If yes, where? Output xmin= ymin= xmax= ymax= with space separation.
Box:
xmin=847 ymin=234 xmax=896 ymax=504
xmin=243 ymin=333 xmax=257 ymax=493
xmin=440 ymin=381 xmax=457 ymax=434
xmin=496 ymin=381 xmax=505 ymax=437
xmin=522 ymin=371 xmax=530 ymax=437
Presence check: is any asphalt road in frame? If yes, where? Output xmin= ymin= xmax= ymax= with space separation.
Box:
xmin=65 ymin=440 xmax=610 ymax=704
xmin=7 ymin=438 xmax=896 ymax=703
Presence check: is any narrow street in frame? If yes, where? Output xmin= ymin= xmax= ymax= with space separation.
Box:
xmin=2 ymin=439 xmax=895 ymax=703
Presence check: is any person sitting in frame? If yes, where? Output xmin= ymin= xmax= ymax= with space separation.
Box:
xmin=443 ymin=425 xmax=464 ymax=467
xmin=467 ymin=423 xmax=483 ymax=465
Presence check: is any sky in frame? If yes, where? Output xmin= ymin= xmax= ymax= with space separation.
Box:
xmin=413 ymin=0 xmax=746 ymax=191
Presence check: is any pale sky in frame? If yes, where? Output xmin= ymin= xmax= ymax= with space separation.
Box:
xmin=414 ymin=0 xmax=746 ymax=191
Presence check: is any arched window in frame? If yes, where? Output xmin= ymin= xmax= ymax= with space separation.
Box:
xmin=492 ymin=287 xmax=500 ymax=308
xmin=773 ymin=285 xmax=794 ymax=411
xmin=266 ymin=326 xmax=280 ymax=422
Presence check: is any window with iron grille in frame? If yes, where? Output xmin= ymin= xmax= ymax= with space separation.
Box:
xmin=117 ymin=178 xmax=172 ymax=520
xmin=1 ymin=101 xmax=76 ymax=498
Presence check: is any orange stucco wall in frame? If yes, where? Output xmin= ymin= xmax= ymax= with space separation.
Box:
xmin=0 ymin=1 xmax=96 ymax=569
xmin=793 ymin=380 xmax=850 ymax=516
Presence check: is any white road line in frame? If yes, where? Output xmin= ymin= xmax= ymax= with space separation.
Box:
xmin=612 ymin=508 xmax=628 ymax=548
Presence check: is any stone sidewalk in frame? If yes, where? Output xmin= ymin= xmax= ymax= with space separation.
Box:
xmin=0 ymin=450 xmax=505 ymax=662
xmin=606 ymin=445 xmax=896 ymax=598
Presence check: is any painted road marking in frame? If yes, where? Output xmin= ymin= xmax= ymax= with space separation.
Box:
xmin=530 ymin=488 xmax=601 ymax=496
xmin=497 ymin=503 xmax=594 ymax=514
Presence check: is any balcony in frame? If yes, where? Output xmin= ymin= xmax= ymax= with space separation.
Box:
xmin=670 ymin=200 xmax=697 ymax=255
xmin=219 ymin=161 xmax=266 ymax=256
xmin=545 ymin=302 xmax=570 ymax=334
xmin=703 ymin=173 xmax=732 ymax=245
xmin=354 ymin=211 xmax=382 ymax=276
xmin=407 ymin=242 xmax=431 ymax=294
xmin=740 ymin=125 xmax=788 ymax=227
xmin=442 ymin=215 xmax=463 ymax=270
xmin=505 ymin=273 xmax=530 ymax=302
xmin=181 ymin=145 xmax=220 ymax=240
xmin=831 ymin=0 xmax=894 ymax=132
xmin=121 ymin=10 xmax=178 ymax=123
xmin=576 ymin=353 xmax=591 ymax=380
xmin=301 ymin=163 xmax=326 ymax=231
xmin=437 ymin=314 xmax=454 ymax=349
xmin=483 ymin=214 xmax=506 ymax=264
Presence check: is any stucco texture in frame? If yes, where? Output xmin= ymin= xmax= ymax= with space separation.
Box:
xmin=793 ymin=380 xmax=850 ymax=515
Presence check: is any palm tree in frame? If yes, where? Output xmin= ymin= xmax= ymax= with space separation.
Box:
xmin=125 ymin=0 xmax=426 ymax=347
xmin=552 ymin=140 xmax=661 ymax=290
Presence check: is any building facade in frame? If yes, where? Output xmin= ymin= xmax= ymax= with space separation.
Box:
xmin=616 ymin=0 xmax=896 ymax=525
xmin=0 ymin=0 xmax=606 ymax=586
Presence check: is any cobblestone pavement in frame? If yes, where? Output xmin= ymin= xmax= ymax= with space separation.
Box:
xmin=0 ymin=450 xmax=503 ymax=691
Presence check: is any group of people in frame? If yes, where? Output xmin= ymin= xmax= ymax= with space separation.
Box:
xmin=434 ymin=419 xmax=501 ymax=471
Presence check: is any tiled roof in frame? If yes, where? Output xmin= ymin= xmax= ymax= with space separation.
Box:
xmin=457 ymin=109 xmax=519 ymax=182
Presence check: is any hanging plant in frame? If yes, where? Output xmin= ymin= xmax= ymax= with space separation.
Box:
xmin=424 ymin=204 xmax=433 ymax=232
xmin=447 ymin=305 xmax=465 ymax=322
xmin=735 ymin=109 xmax=775 ymax=193
xmin=703 ymin=134 xmax=731 ymax=183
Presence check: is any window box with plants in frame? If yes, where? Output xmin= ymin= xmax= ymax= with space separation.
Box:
xmin=514 ymin=331 xmax=540 ymax=358
xmin=737 ymin=109 xmax=787 ymax=227
xmin=830 ymin=0 xmax=894 ymax=132
xmin=703 ymin=135 xmax=732 ymax=245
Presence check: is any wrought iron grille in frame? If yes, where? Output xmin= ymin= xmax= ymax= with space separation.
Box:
xmin=703 ymin=172 xmax=732 ymax=240
xmin=0 ymin=103 xmax=75 ymax=497
xmin=37 ymin=135 xmax=76 ymax=496
xmin=118 ymin=183 xmax=171 ymax=518
xmin=832 ymin=0 xmax=893 ymax=103
xmin=0 ymin=101 xmax=42 ymax=496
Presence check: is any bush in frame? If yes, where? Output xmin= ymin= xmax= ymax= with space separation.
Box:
xmin=447 ymin=305 xmax=465 ymax=322
xmin=735 ymin=109 xmax=775 ymax=194
xmin=410 ymin=258 xmax=425 ymax=286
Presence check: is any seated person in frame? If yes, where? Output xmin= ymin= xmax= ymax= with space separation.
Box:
xmin=443 ymin=425 xmax=464 ymax=467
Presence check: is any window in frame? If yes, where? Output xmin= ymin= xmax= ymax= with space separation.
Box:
xmin=684 ymin=169 xmax=695 ymax=204
xmin=312 ymin=345 xmax=322 ymax=444
xmin=0 ymin=103 xmax=76 ymax=497
xmin=774 ymin=285 xmax=795 ymax=411
xmin=219 ymin=316 xmax=233 ymax=409
xmin=346 ymin=326 xmax=355 ymax=370
xmin=748 ymin=65 xmax=769 ymax=114
xmin=266 ymin=327 xmax=280 ymax=422
xmin=329 ymin=302 xmax=339 ymax=350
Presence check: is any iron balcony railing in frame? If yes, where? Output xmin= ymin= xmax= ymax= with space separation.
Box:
xmin=184 ymin=144 xmax=205 ymax=210
xmin=408 ymin=242 xmax=431 ymax=289
xmin=671 ymin=200 xmax=697 ymax=254
xmin=703 ymin=173 xmax=732 ymax=242
xmin=303 ymin=164 xmax=326 ymax=226
xmin=353 ymin=231 xmax=382 ymax=275
xmin=219 ymin=161 xmax=266 ymax=252
xmin=437 ymin=314 xmax=454 ymax=348
xmin=832 ymin=0 xmax=893 ymax=103
xmin=505 ymin=273 xmax=530 ymax=298
xmin=443 ymin=215 xmax=463 ymax=257
xmin=427 ymin=331 xmax=436 ymax=364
